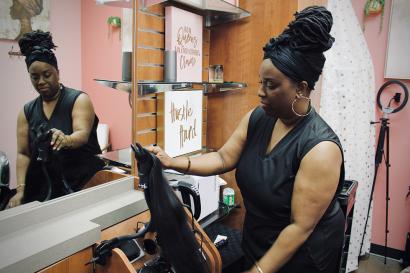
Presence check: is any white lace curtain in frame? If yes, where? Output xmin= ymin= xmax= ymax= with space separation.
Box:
xmin=320 ymin=1 xmax=376 ymax=272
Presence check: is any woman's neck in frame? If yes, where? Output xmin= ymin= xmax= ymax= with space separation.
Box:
xmin=42 ymin=87 xmax=61 ymax=103
xmin=279 ymin=115 xmax=303 ymax=128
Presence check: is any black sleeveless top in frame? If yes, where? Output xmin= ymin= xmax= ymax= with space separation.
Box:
xmin=22 ymin=86 xmax=104 ymax=203
xmin=236 ymin=107 xmax=345 ymax=272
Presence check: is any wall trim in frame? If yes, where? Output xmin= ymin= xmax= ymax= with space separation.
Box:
xmin=370 ymin=243 xmax=404 ymax=261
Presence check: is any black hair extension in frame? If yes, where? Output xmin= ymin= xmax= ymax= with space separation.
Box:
xmin=148 ymin=155 xmax=209 ymax=273
xmin=18 ymin=30 xmax=58 ymax=70
xmin=262 ymin=6 xmax=335 ymax=90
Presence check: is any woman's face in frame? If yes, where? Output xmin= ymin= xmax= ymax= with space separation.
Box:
xmin=258 ymin=59 xmax=298 ymax=118
xmin=28 ymin=61 xmax=60 ymax=101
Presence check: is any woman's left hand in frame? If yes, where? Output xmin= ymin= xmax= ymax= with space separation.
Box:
xmin=50 ymin=129 xmax=71 ymax=151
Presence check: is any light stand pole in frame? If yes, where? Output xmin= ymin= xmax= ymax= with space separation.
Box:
xmin=359 ymin=80 xmax=408 ymax=264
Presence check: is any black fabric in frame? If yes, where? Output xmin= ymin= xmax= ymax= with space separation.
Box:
xmin=236 ymin=106 xmax=345 ymax=273
xmin=18 ymin=30 xmax=58 ymax=70
xmin=22 ymin=86 xmax=103 ymax=203
xmin=24 ymin=46 xmax=58 ymax=70
xmin=204 ymin=223 xmax=243 ymax=269
xmin=142 ymin=149 xmax=209 ymax=273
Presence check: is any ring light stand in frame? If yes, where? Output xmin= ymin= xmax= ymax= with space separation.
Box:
xmin=359 ymin=80 xmax=408 ymax=264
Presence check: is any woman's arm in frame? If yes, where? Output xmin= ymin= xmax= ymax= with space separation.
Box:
xmin=10 ymin=110 xmax=31 ymax=207
xmin=50 ymin=93 xmax=96 ymax=151
xmin=247 ymin=141 xmax=342 ymax=273
xmin=148 ymin=109 xmax=254 ymax=176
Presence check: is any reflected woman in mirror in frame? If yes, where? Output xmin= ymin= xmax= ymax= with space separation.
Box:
xmin=148 ymin=6 xmax=345 ymax=273
xmin=9 ymin=0 xmax=43 ymax=41
xmin=9 ymin=30 xmax=104 ymax=207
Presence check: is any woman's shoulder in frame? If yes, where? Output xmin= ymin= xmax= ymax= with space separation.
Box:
xmin=299 ymin=110 xmax=342 ymax=158
xmin=23 ymin=96 xmax=41 ymax=119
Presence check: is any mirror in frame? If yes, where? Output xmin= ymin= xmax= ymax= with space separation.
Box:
xmin=0 ymin=0 xmax=133 ymax=210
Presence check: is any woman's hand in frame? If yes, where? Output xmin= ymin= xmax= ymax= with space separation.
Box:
xmin=8 ymin=190 xmax=23 ymax=208
xmin=50 ymin=129 xmax=71 ymax=151
xmin=146 ymin=146 xmax=173 ymax=168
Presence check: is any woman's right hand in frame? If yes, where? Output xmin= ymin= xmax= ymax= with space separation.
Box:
xmin=146 ymin=146 xmax=173 ymax=169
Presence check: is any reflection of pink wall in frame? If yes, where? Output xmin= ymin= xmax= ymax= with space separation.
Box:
xmin=0 ymin=0 xmax=82 ymax=187
xmin=352 ymin=1 xmax=410 ymax=251
xmin=81 ymin=1 xmax=131 ymax=151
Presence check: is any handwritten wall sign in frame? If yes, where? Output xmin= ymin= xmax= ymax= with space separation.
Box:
xmin=164 ymin=91 xmax=203 ymax=157
xmin=165 ymin=6 xmax=203 ymax=82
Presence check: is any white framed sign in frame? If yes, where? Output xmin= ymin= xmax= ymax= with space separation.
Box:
xmin=385 ymin=0 xmax=410 ymax=79
xmin=164 ymin=91 xmax=203 ymax=157
xmin=165 ymin=6 xmax=203 ymax=82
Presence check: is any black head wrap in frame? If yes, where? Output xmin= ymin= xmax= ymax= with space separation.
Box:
xmin=18 ymin=30 xmax=58 ymax=70
xmin=263 ymin=6 xmax=334 ymax=90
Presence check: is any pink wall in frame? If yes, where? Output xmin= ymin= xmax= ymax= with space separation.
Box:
xmin=81 ymin=1 xmax=132 ymax=151
xmin=352 ymin=0 xmax=410 ymax=251
xmin=0 ymin=0 xmax=82 ymax=187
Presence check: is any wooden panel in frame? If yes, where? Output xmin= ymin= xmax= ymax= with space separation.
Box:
xmin=155 ymin=93 xmax=165 ymax=148
xmin=137 ymin=48 xmax=163 ymax=64
xmin=135 ymin=131 xmax=156 ymax=146
xmin=138 ymin=12 xmax=164 ymax=33
xmin=135 ymin=115 xmax=157 ymax=131
xmin=141 ymin=4 xmax=165 ymax=16
xmin=203 ymin=56 xmax=209 ymax=70
xmin=38 ymin=248 xmax=93 ymax=273
xmin=136 ymin=66 xmax=164 ymax=81
xmin=137 ymin=31 xmax=164 ymax=49
xmin=136 ymin=98 xmax=157 ymax=113
xmin=203 ymin=28 xmax=210 ymax=82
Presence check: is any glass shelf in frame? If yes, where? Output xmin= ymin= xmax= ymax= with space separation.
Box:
xmin=140 ymin=0 xmax=250 ymax=27
xmin=96 ymin=0 xmax=132 ymax=8
xmin=95 ymin=79 xmax=247 ymax=96
xmin=138 ymin=81 xmax=247 ymax=96
xmin=97 ymin=0 xmax=250 ymax=27
xmin=95 ymin=79 xmax=132 ymax=94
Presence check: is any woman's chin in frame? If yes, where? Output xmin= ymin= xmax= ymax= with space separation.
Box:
xmin=260 ymin=104 xmax=274 ymax=116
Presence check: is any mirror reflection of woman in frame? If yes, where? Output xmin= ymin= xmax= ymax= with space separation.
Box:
xmin=9 ymin=0 xmax=43 ymax=41
xmin=8 ymin=30 xmax=104 ymax=207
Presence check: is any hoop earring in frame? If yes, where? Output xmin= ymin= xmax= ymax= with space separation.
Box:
xmin=291 ymin=95 xmax=312 ymax=117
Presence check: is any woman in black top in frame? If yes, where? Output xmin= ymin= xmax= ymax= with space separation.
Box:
xmin=9 ymin=30 xmax=103 ymax=206
xmin=149 ymin=6 xmax=344 ymax=273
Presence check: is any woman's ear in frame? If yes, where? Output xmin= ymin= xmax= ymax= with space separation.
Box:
xmin=296 ymin=81 xmax=309 ymax=96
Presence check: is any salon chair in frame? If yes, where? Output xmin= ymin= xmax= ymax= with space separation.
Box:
xmin=0 ymin=151 xmax=16 ymax=210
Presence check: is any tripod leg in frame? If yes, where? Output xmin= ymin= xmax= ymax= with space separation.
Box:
xmin=384 ymin=125 xmax=390 ymax=264
xmin=359 ymin=121 xmax=388 ymax=256
xmin=359 ymin=163 xmax=380 ymax=256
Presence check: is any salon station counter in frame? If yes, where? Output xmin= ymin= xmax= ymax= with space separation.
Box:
xmin=0 ymin=172 xmax=224 ymax=273
xmin=0 ymin=174 xmax=149 ymax=273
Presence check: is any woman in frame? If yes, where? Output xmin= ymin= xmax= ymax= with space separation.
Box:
xmin=9 ymin=30 xmax=104 ymax=206
xmin=9 ymin=0 xmax=43 ymax=41
xmin=148 ymin=6 xmax=345 ymax=273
